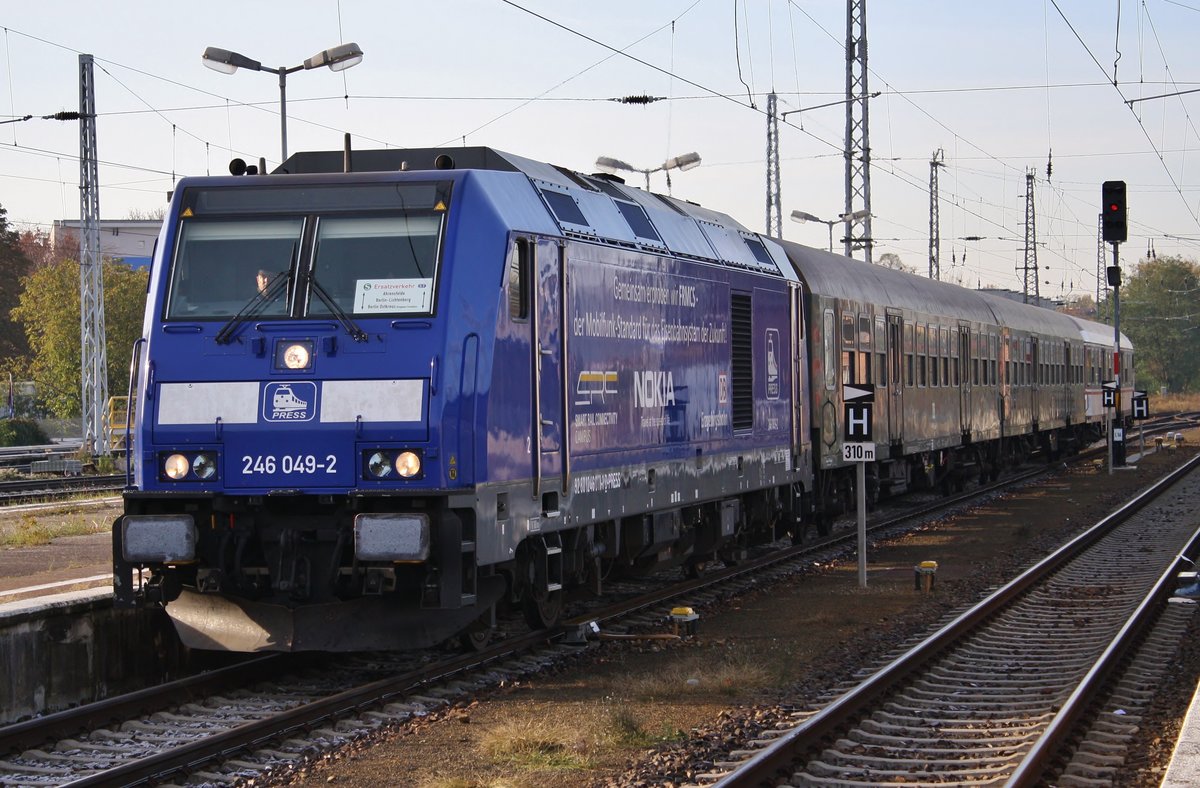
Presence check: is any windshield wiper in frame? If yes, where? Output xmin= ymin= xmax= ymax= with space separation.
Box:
xmin=214 ymin=271 xmax=290 ymax=345
xmin=309 ymin=277 xmax=368 ymax=343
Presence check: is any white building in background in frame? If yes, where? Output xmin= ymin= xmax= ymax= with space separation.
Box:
xmin=50 ymin=219 xmax=161 ymax=269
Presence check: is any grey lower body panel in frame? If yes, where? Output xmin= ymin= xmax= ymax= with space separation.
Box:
xmin=166 ymin=575 xmax=504 ymax=652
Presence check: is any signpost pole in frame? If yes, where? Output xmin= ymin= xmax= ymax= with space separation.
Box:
xmin=843 ymin=383 xmax=875 ymax=590
xmin=1107 ymin=408 xmax=1113 ymax=476
xmin=856 ymin=461 xmax=867 ymax=588
xmin=1111 ymin=241 xmax=1122 ymax=473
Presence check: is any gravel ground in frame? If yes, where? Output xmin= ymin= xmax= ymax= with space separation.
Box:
xmin=261 ymin=436 xmax=1200 ymax=787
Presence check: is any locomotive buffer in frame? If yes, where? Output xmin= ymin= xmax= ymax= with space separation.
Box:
xmin=843 ymin=384 xmax=874 ymax=589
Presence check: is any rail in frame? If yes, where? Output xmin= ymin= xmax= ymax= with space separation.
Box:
xmin=713 ymin=450 xmax=1200 ymax=786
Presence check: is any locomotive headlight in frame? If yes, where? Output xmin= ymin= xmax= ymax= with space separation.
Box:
xmin=192 ymin=452 xmax=217 ymax=480
xmin=164 ymin=453 xmax=190 ymax=480
xmin=395 ymin=451 xmax=422 ymax=478
xmin=366 ymin=451 xmax=393 ymax=478
xmin=282 ymin=343 xmax=310 ymax=370
xmin=273 ymin=339 xmax=314 ymax=371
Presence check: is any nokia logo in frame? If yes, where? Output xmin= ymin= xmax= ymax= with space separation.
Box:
xmin=263 ymin=382 xmax=317 ymax=423
xmin=633 ymin=370 xmax=676 ymax=408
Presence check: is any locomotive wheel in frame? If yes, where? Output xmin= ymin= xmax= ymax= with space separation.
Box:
xmin=815 ymin=509 xmax=833 ymax=537
xmin=522 ymin=589 xmax=564 ymax=630
xmin=458 ymin=613 xmax=494 ymax=652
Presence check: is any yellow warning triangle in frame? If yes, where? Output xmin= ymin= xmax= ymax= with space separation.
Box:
xmin=434 ymin=201 xmax=447 ymax=212
xmin=181 ymin=207 xmax=194 ymax=217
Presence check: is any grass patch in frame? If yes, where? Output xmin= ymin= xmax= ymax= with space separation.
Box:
xmin=0 ymin=512 xmax=110 ymax=547
xmin=624 ymin=651 xmax=774 ymax=700
xmin=1153 ymin=391 xmax=1200 ymax=413
xmin=604 ymin=706 xmax=686 ymax=748
xmin=422 ymin=779 xmax=524 ymax=788
xmin=480 ymin=718 xmax=597 ymax=771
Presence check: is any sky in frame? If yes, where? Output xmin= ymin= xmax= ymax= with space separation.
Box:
xmin=3 ymin=0 xmax=1199 ymax=300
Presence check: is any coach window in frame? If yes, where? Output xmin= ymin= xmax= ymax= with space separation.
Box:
xmin=507 ymin=238 xmax=530 ymax=320
xmin=917 ymin=324 xmax=927 ymax=387
xmin=904 ymin=323 xmax=914 ymax=387
xmin=956 ymin=330 xmax=965 ymax=387
xmin=857 ymin=315 xmax=872 ymax=384
xmin=875 ymin=318 xmax=887 ymax=389
xmin=971 ymin=334 xmax=980 ymax=386
xmin=841 ymin=313 xmax=856 ymax=384
xmin=984 ymin=333 xmax=993 ymax=386
xmin=824 ymin=310 xmax=836 ymax=390
xmin=941 ymin=329 xmax=951 ymax=388
xmin=929 ymin=325 xmax=939 ymax=387
xmin=981 ymin=336 xmax=988 ymax=386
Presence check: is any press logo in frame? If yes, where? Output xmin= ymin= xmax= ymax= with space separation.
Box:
xmin=263 ymin=382 xmax=316 ymax=422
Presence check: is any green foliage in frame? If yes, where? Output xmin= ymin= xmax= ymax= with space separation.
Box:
xmin=0 ymin=418 xmax=50 ymax=447
xmin=1116 ymin=256 xmax=1200 ymax=393
xmin=0 ymin=205 xmax=33 ymax=361
xmin=13 ymin=258 xmax=148 ymax=418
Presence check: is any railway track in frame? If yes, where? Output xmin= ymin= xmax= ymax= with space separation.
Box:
xmin=0 ymin=435 xmax=1194 ymax=785
xmin=708 ymin=451 xmax=1200 ymax=786
xmin=0 ymin=474 xmax=124 ymax=505
xmin=0 ymin=451 xmax=1095 ymax=786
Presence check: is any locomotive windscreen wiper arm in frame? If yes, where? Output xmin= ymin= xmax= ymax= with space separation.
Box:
xmin=214 ymin=271 xmax=290 ymax=345
xmin=309 ymin=277 xmax=368 ymax=342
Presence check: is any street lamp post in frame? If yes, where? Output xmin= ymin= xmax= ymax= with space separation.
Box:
xmin=202 ymin=42 xmax=364 ymax=164
xmin=594 ymin=152 xmax=701 ymax=192
xmin=790 ymin=210 xmax=836 ymax=253
xmin=791 ymin=209 xmax=869 ymax=254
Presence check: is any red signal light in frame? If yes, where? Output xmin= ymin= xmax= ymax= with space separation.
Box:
xmin=1101 ymin=181 xmax=1127 ymax=243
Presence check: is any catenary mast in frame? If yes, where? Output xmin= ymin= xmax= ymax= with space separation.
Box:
xmin=844 ymin=0 xmax=872 ymax=262
xmin=78 ymin=54 xmax=108 ymax=453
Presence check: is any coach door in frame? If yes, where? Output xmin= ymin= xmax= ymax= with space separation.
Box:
xmin=887 ymin=312 xmax=904 ymax=446
xmin=958 ymin=325 xmax=972 ymax=437
xmin=532 ymin=238 xmax=567 ymax=509
xmin=1030 ymin=336 xmax=1040 ymax=426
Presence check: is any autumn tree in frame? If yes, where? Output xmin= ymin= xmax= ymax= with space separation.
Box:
xmin=16 ymin=227 xmax=65 ymax=271
xmin=1115 ymin=256 xmax=1200 ymax=393
xmin=13 ymin=258 xmax=147 ymax=418
xmin=0 ymin=205 xmax=33 ymax=363
xmin=877 ymin=252 xmax=916 ymax=274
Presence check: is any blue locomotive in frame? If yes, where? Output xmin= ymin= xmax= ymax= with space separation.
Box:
xmin=114 ymin=145 xmax=1130 ymax=652
xmin=113 ymin=147 xmax=808 ymax=651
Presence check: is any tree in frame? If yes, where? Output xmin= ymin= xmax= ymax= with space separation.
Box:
xmin=877 ymin=252 xmax=916 ymax=274
xmin=17 ymin=227 xmax=64 ymax=271
xmin=12 ymin=258 xmax=148 ymax=418
xmin=0 ymin=205 xmax=33 ymax=362
xmin=1116 ymin=256 xmax=1200 ymax=393
xmin=1058 ymin=294 xmax=1096 ymax=319
xmin=126 ymin=207 xmax=166 ymax=221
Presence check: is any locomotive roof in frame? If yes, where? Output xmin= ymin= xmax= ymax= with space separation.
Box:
xmin=276 ymin=146 xmax=794 ymax=279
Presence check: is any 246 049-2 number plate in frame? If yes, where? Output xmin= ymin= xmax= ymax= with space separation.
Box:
xmin=240 ymin=454 xmax=339 ymax=475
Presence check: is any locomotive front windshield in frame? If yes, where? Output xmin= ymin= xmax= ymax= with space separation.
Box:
xmin=165 ymin=181 xmax=449 ymax=320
